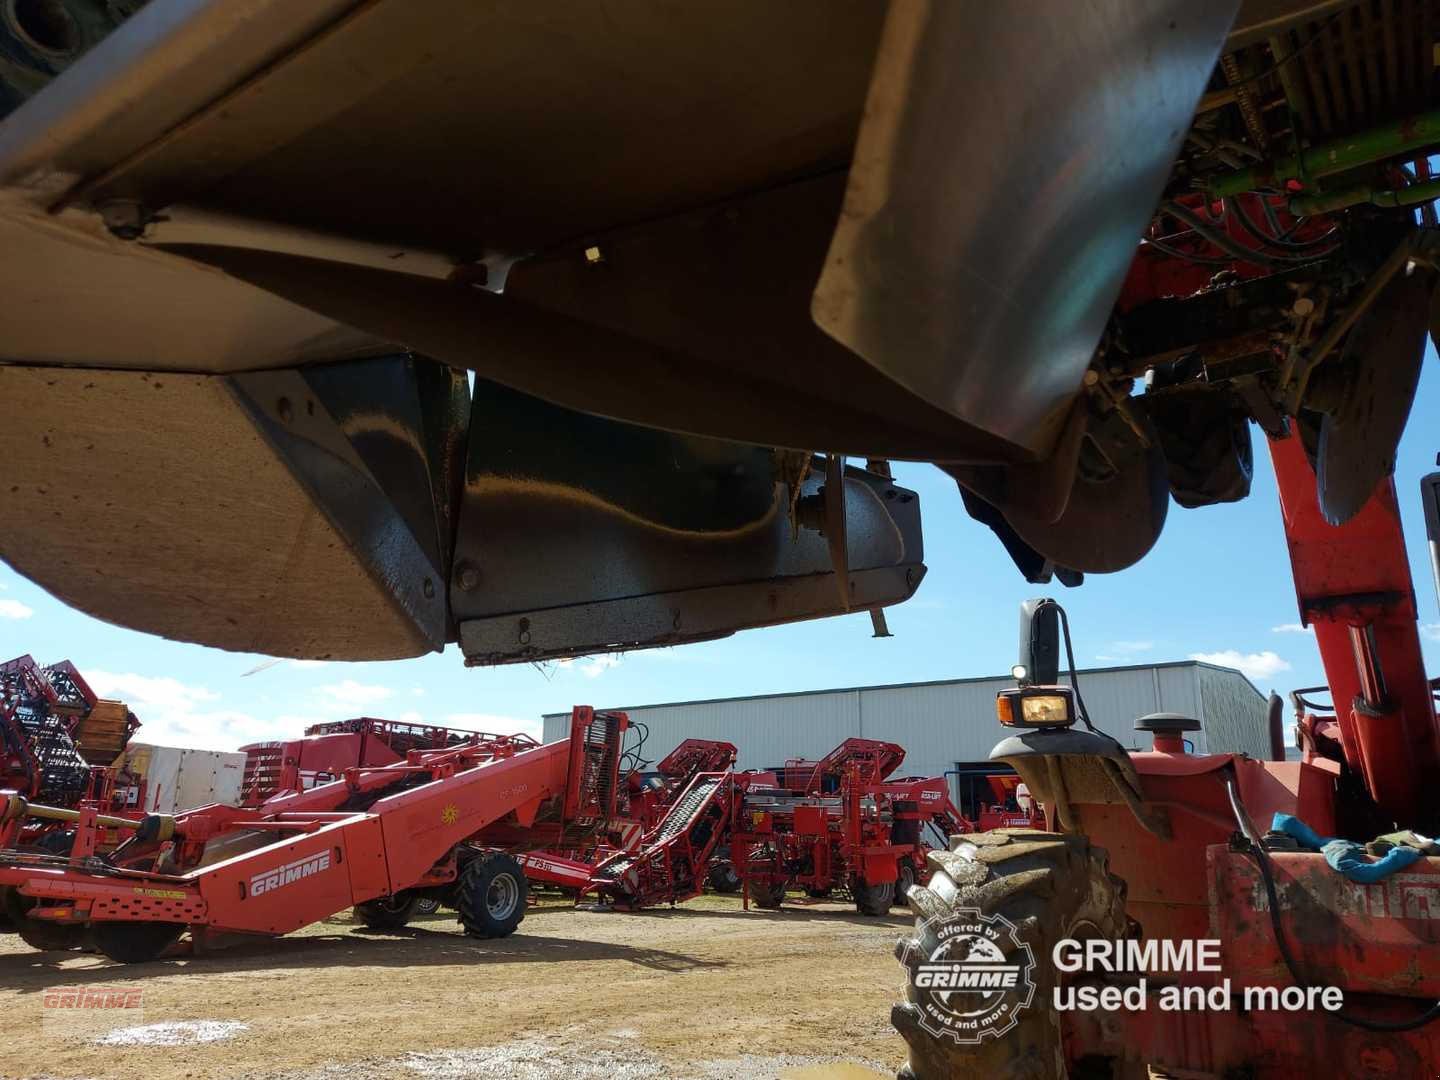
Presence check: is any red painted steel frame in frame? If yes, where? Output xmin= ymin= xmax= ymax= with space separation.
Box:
xmin=1269 ymin=434 xmax=1440 ymax=824
xmin=1042 ymin=436 xmax=1440 ymax=1076
xmin=0 ymin=708 xmax=623 ymax=939
xmin=593 ymin=742 xmax=972 ymax=910
xmin=521 ymin=739 xmax=736 ymax=890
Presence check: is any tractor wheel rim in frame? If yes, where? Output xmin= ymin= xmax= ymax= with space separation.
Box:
xmin=486 ymin=874 xmax=518 ymax=919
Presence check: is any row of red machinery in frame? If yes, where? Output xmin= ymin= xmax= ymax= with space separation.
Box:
xmin=239 ymin=715 xmax=1039 ymax=916
xmin=0 ymin=679 xmax=1035 ymax=958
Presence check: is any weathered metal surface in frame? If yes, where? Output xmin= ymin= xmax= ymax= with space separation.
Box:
xmin=813 ymin=0 xmax=1240 ymax=457
xmin=228 ymin=354 xmax=466 ymax=653
xmin=0 ymin=363 xmax=439 ymax=659
xmin=1314 ymin=268 xmax=1429 ymax=526
xmin=1212 ymin=847 xmax=1440 ymax=996
xmin=160 ymin=181 xmax=1018 ymax=461
xmin=452 ymin=380 xmax=925 ymax=665
xmin=1070 ymin=969 xmax=1440 ymax=1079
xmin=0 ymin=205 xmax=383 ymax=371
xmin=11 ymin=0 xmax=884 ymax=250
xmin=497 ymin=172 xmax=1016 ymax=461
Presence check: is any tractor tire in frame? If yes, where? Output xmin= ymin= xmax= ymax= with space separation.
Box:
xmin=13 ymin=917 xmax=87 ymax=952
xmin=708 ymin=862 xmax=741 ymax=894
xmin=853 ymin=877 xmax=894 ymax=917
xmin=355 ymin=892 xmax=420 ymax=930
xmin=893 ymin=830 xmax=1129 ymax=1080
xmin=751 ymin=880 xmax=787 ymax=909
xmin=2 ymin=885 xmax=87 ymax=952
xmin=91 ymin=921 xmax=185 ymax=964
xmin=412 ymin=896 xmax=442 ymax=916
xmin=456 ymin=852 xmax=527 ymax=939
xmin=893 ymin=857 xmax=918 ymax=908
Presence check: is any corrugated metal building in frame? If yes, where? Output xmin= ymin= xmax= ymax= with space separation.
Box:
xmin=542 ymin=662 xmax=1268 ymax=813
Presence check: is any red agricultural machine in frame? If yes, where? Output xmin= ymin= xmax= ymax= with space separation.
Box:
xmin=517 ymin=734 xmax=738 ymax=892
xmin=589 ymin=737 xmax=970 ymax=916
xmin=0 ymin=707 xmax=626 ymax=961
xmin=239 ymin=716 xmax=537 ymax=806
xmin=975 ymin=775 xmax=1047 ymax=832
xmin=1 ymin=656 xmax=137 ymax=808
xmin=895 ymin=443 xmax=1440 ymax=1078
xmin=0 ymin=656 xmax=143 ymax=853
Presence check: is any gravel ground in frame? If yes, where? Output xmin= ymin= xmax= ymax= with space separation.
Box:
xmin=0 ymin=894 xmax=907 ymax=1079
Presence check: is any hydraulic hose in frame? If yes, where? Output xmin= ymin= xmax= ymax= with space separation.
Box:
xmin=1223 ymin=774 xmax=1440 ymax=1032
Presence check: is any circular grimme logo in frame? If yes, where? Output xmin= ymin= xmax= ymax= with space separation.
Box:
xmin=899 ymin=908 xmax=1036 ymax=1044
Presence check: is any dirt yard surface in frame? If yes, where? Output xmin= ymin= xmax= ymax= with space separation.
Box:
xmin=0 ymin=895 xmax=907 ymax=1079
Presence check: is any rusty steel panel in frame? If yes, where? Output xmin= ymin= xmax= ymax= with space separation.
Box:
xmin=1211 ymin=846 xmax=1440 ymax=997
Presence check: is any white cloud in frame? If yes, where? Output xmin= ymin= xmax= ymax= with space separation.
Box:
xmin=554 ymin=654 xmax=622 ymax=679
xmin=579 ymin=656 xmax=620 ymax=678
xmin=87 ymin=671 xmax=219 ymax=709
xmin=1271 ymin=623 xmax=1308 ymax=634
xmin=85 ymin=670 xmax=283 ymax=752
xmin=1422 ymin=623 xmax=1440 ymax=643
xmin=1095 ymin=641 xmax=1153 ymax=663
xmin=1109 ymin=640 xmax=1153 ymax=654
xmin=0 ymin=598 xmax=34 ymax=620
xmin=1189 ymin=649 xmax=1292 ymax=682
xmin=317 ymin=679 xmax=394 ymax=708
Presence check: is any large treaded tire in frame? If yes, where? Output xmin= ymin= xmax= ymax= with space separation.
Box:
xmin=355 ymin=892 xmax=420 ymax=930
xmin=456 ymin=852 xmax=527 ymax=939
xmin=892 ymin=857 xmax=917 ymax=909
xmin=91 ymin=921 xmax=185 ymax=964
xmin=708 ymin=862 xmax=741 ymax=894
xmin=853 ymin=876 xmax=894 ymax=916
xmin=750 ymin=880 xmax=786 ymax=909
xmin=2 ymin=886 xmax=87 ymax=952
xmin=893 ymin=830 xmax=1128 ymax=1080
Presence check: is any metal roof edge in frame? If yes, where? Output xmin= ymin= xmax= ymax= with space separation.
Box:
xmin=541 ymin=660 xmax=1260 ymax=719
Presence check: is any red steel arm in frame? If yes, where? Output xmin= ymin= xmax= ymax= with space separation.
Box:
xmin=1269 ymin=434 xmax=1440 ymax=824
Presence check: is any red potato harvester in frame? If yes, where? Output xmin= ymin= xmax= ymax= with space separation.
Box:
xmin=589 ymin=737 xmax=972 ymax=915
xmin=0 ymin=707 xmax=626 ymax=962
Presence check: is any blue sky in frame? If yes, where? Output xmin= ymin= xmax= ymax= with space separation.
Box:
xmin=2 ymin=357 xmax=1437 ymax=753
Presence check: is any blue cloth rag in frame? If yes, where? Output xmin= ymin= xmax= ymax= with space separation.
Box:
xmin=1270 ymin=812 xmax=1421 ymax=883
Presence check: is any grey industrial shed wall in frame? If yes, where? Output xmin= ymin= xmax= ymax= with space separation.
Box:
xmin=542 ymin=662 xmax=1269 ymax=788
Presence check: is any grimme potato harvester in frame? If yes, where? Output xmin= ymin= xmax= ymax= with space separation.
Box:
xmin=0 ymin=707 xmax=626 ymax=962
xmin=590 ymin=737 xmax=970 ymax=915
